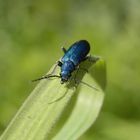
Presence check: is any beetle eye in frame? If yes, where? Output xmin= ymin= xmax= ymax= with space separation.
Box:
xmin=58 ymin=61 xmax=62 ymax=67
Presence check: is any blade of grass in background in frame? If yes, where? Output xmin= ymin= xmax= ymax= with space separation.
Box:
xmin=0 ymin=57 xmax=106 ymax=140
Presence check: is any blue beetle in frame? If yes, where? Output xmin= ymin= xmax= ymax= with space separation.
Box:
xmin=33 ymin=40 xmax=90 ymax=83
xmin=58 ymin=40 xmax=90 ymax=83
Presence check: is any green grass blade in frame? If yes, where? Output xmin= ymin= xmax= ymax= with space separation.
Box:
xmin=52 ymin=59 xmax=105 ymax=140
xmin=0 ymin=56 xmax=106 ymax=140
xmin=0 ymin=66 xmax=76 ymax=140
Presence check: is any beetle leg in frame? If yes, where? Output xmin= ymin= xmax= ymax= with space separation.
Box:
xmin=61 ymin=47 xmax=67 ymax=53
xmin=72 ymin=67 xmax=80 ymax=85
xmin=73 ymin=66 xmax=88 ymax=85
xmin=76 ymin=65 xmax=89 ymax=73
xmin=80 ymin=67 xmax=88 ymax=73
xmin=82 ymin=56 xmax=89 ymax=61
xmin=49 ymin=60 xmax=62 ymax=75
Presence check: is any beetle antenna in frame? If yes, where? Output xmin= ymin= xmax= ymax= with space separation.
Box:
xmin=73 ymin=78 xmax=99 ymax=91
xmin=32 ymin=74 xmax=60 ymax=82
xmin=80 ymin=81 xmax=99 ymax=91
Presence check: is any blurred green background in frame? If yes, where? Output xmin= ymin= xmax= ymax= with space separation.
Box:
xmin=0 ymin=0 xmax=140 ymax=139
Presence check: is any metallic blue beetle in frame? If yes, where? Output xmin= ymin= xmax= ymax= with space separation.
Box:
xmin=33 ymin=40 xmax=90 ymax=83
xmin=58 ymin=40 xmax=90 ymax=83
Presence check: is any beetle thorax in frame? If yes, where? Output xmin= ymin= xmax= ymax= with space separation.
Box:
xmin=60 ymin=60 xmax=75 ymax=83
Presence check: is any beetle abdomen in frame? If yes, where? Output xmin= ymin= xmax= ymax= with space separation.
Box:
xmin=61 ymin=40 xmax=90 ymax=66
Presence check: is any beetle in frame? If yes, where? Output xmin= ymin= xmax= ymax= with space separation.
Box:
xmin=32 ymin=40 xmax=90 ymax=84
